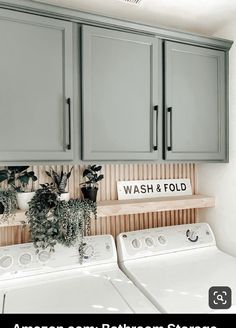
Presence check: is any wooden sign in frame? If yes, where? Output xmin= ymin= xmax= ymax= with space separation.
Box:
xmin=117 ymin=179 xmax=192 ymax=200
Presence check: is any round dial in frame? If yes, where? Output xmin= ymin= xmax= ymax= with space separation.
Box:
xmin=0 ymin=255 xmax=13 ymax=269
xmin=19 ymin=253 xmax=32 ymax=266
xmin=158 ymin=235 xmax=167 ymax=245
xmin=38 ymin=250 xmax=51 ymax=263
xmin=83 ymin=245 xmax=94 ymax=259
xmin=132 ymin=238 xmax=141 ymax=249
xmin=145 ymin=237 xmax=154 ymax=247
xmin=186 ymin=229 xmax=199 ymax=242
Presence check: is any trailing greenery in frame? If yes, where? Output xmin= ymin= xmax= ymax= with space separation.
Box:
xmin=81 ymin=165 xmax=104 ymax=188
xmin=26 ymin=184 xmax=60 ymax=251
xmin=45 ymin=167 xmax=73 ymax=194
xmin=0 ymin=166 xmax=37 ymax=192
xmin=27 ymin=184 xmax=96 ymax=262
xmin=0 ymin=189 xmax=17 ymax=223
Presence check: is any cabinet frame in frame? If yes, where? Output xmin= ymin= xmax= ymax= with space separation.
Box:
xmin=82 ymin=25 xmax=163 ymax=161
xmin=163 ymin=41 xmax=228 ymax=162
xmin=0 ymin=9 xmax=74 ymax=162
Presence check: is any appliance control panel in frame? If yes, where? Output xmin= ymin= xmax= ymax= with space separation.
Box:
xmin=0 ymin=235 xmax=116 ymax=279
xmin=117 ymin=223 xmax=216 ymax=262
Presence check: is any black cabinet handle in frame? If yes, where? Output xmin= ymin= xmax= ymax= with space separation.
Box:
xmin=153 ymin=105 xmax=158 ymax=151
xmin=66 ymin=98 xmax=71 ymax=150
xmin=167 ymin=107 xmax=172 ymax=151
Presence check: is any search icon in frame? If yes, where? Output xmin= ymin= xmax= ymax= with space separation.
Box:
xmin=217 ymin=294 xmax=224 ymax=302
xmin=209 ymin=286 xmax=232 ymax=309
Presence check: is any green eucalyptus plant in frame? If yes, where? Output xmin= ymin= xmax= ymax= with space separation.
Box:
xmin=27 ymin=184 xmax=96 ymax=262
xmin=45 ymin=167 xmax=73 ymax=194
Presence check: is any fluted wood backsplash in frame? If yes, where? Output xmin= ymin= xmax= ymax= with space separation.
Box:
xmin=0 ymin=163 xmax=197 ymax=246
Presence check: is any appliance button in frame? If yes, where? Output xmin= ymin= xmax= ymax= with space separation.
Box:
xmin=38 ymin=250 xmax=51 ymax=263
xmin=131 ymin=238 xmax=141 ymax=249
xmin=19 ymin=253 xmax=32 ymax=266
xmin=158 ymin=235 xmax=167 ymax=245
xmin=145 ymin=237 xmax=154 ymax=247
xmin=0 ymin=255 xmax=13 ymax=269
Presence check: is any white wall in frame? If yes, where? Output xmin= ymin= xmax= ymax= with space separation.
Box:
xmin=198 ymin=21 xmax=236 ymax=256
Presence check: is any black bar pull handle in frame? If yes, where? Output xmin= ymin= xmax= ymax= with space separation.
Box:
xmin=153 ymin=105 xmax=158 ymax=151
xmin=66 ymin=98 xmax=72 ymax=150
xmin=167 ymin=107 xmax=172 ymax=151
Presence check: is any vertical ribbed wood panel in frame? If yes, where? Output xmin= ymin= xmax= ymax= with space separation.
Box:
xmin=0 ymin=163 xmax=197 ymax=245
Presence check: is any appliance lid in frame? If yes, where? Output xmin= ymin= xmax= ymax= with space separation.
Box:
xmin=3 ymin=273 xmax=134 ymax=313
xmin=120 ymin=247 xmax=236 ymax=313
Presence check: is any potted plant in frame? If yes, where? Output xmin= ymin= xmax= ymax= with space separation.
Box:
xmin=2 ymin=166 xmax=38 ymax=211
xmin=45 ymin=167 xmax=73 ymax=201
xmin=80 ymin=165 xmax=104 ymax=202
xmin=27 ymin=184 xmax=96 ymax=262
xmin=0 ymin=166 xmax=38 ymax=211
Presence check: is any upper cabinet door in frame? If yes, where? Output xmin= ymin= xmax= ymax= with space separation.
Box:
xmin=0 ymin=9 xmax=73 ymax=162
xmin=82 ymin=26 xmax=161 ymax=160
xmin=164 ymin=41 xmax=227 ymax=161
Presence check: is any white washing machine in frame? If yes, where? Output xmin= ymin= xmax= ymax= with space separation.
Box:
xmin=117 ymin=223 xmax=236 ymax=313
xmin=0 ymin=234 xmax=158 ymax=313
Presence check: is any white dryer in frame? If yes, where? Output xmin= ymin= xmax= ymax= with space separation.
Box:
xmin=117 ymin=223 xmax=236 ymax=313
xmin=0 ymin=234 xmax=158 ymax=313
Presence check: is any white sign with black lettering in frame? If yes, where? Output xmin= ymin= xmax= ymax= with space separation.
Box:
xmin=117 ymin=179 xmax=192 ymax=200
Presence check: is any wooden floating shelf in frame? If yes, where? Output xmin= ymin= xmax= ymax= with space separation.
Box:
xmin=0 ymin=194 xmax=214 ymax=227
xmin=97 ymin=194 xmax=215 ymax=218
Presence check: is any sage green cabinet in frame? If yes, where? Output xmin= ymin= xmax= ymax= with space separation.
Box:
xmin=0 ymin=9 xmax=73 ymax=162
xmin=164 ymin=41 xmax=227 ymax=161
xmin=82 ymin=26 xmax=228 ymax=162
xmin=82 ymin=25 xmax=162 ymax=160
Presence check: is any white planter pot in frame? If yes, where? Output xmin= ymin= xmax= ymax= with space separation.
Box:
xmin=59 ymin=192 xmax=70 ymax=202
xmin=17 ymin=191 xmax=35 ymax=211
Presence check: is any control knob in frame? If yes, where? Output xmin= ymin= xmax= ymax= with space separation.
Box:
xmin=132 ymin=238 xmax=141 ymax=249
xmin=38 ymin=250 xmax=51 ymax=263
xmin=83 ymin=245 xmax=94 ymax=259
xmin=19 ymin=253 xmax=32 ymax=266
xmin=186 ymin=229 xmax=199 ymax=242
xmin=0 ymin=255 xmax=13 ymax=269
xmin=158 ymin=235 xmax=167 ymax=245
xmin=145 ymin=237 xmax=154 ymax=247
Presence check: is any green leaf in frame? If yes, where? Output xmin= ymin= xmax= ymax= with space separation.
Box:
xmin=9 ymin=166 xmax=29 ymax=173
xmin=83 ymin=169 xmax=92 ymax=177
xmin=96 ymin=175 xmax=104 ymax=182
xmin=94 ymin=165 xmax=102 ymax=172
xmin=18 ymin=175 xmax=29 ymax=185
xmin=45 ymin=171 xmax=52 ymax=178
xmin=0 ymin=171 xmax=8 ymax=183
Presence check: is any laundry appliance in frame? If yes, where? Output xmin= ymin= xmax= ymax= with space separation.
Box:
xmin=117 ymin=223 xmax=236 ymax=313
xmin=0 ymin=234 xmax=158 ymax=313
